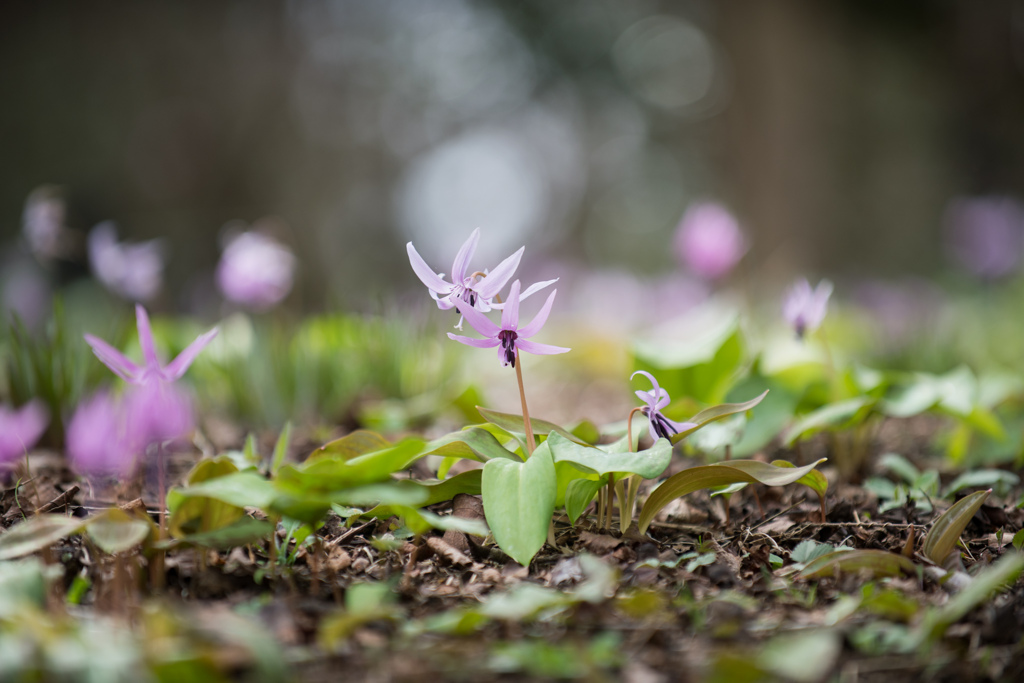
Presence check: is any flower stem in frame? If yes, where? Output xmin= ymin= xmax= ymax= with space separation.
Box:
xmin=626 ymin=407 xmax=643 ymax=454
xmin=514 ymin=349 xmax=535 ymax=456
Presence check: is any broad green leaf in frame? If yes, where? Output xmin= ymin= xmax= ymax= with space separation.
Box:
xmin=476 ymin=407 xmax=583 ymax=446
xmin=388 ymin=506 xmax=489 ymax=537
xmin=482 ymin=441 xmax=557 ymax=566
xmin=277 ymin=438 xmax=426 ymax=496
xmin=878 ymin=452 xmax=921 ymax=485
xmin=422 ymin=426 xmax=518 ymax=463
xmin=709 ymin=482 xmax=747 ymax=498
xmin=344 ymin=437 xmax=428 ymax=477
xmin=790 ymin=540 xmax=835 ymax=565
xmin=307 ymin=430 xmax=391 ymax=462
xmin=160 ymin=517 xmax=273 ymax=550
xmin=0 ymin=515 xmax=84 ymax=560
xmin=671 ymin=390 xmax=770 ymax=444
xmin=638 ymin=459 xmax=827 ymax=533
xmin=167 ymin=456 xmax=247 ymax=537
xmin=796 ymin=550 xmax=916 ymax=579
xmin=362 ymin=471 xmax=483 ymax=518
xmin=922 ymin=489 xmax=990 ymax=565
xmin=554 ymin=461 xmax=593 ymax=508
xmin=548 ymin=432 xmax=673 ymax=479
xmin=943 ymin=469 xmax=1019 ymax=498
xmin=169 ymin=471 xmax=279 ymax=511
xmin=565 ymin=476 xmax=608 ymax=524
xmin=771 ymin=460 xmax=829 ymax=500
xmin=783 ymin=396 xmax=875 ymax=445
xmin=570 ymin=420 xmax=601 ymax=445
xmin=728 ymin=378 xmax=798 ymax=457
xmin=86 ymin=509 xmax=151 ymax=554
xmin=271 ymin=421 xmax=292 ymax=473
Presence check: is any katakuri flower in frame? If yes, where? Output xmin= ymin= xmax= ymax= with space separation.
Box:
xmin=407 ymin=228 xmax=555 ymax=329
xmin=783 ymin=278 xmax=833 ymax=339
xmin=84 ymin=304 xmax=219 ymax=385
xmin=673 ymin=202 xmax=747 ymax=280
xmin=631 ymin=371 xmax=695 ymax=442
xmin=943 ymin=196 xmax=1024 ymax=280
xmin=0 ymin=400 xmax=49 ymax=469
xmin=217 ymin=230 xmax=296 ymax=310
xmin=66 ymin=392 xmax=138 ymax=478
xmin=88 ymin=221 xmax=165 ymax=302
xmin=448 ymin=280 xmax=569 ymax=367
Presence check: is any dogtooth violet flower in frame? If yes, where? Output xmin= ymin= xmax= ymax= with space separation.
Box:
xmin=631 ymin=371 xmax=695 ymax=441
xmin=88 ymin=221 xmax=165 ymax=302
xmin=66 ymin=392 xmax=138 ymax=478
xmin=0 ymin=400 xmax=49 ymax=469
xmin=407 ymin=228 xmax=556 ymax=329
xmin=783 ymin=278 xmax=833 ymax=339
xmin=448 ymin=280 xmax=569 ymax=367
xmin=673 ymin=202 xmax=747 ymax=280
xmin=217 ymin=229 xmax=296 ymax=310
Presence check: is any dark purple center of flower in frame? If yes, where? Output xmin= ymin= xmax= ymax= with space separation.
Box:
xmin=498 ymin=329 xmax=518 ymax=367
xmin=645 ymin=408 xmax=679 ymax=440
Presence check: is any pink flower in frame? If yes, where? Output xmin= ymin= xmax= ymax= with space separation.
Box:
xmin=673 ymin=202 xmax=746 ymax=280
xmin=66 ymin=392 xmax=138 ymax=478
xmin=88 ymin=221 xmax=165 ymax=302
xmin=944 ymin=196 xmax=1024 ymax=280
xmin=0 ymin=400 xmax=49 ymax=468
xmin=216 ymin=231 xmax=296 ymax=311
xmin=448 ymin=280 xmax=569 ymax=367
xmin=783 ymin=278 xmax=833 ymax=339
xmin=631 ymin=371 xmax=695 ymax=441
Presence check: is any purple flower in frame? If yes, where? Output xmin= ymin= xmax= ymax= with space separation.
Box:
xmin=88 ymin=221 xmax=165 ymax=302
xmin=944 ymin=196 xmax=1024 ymax=280
xmin=84 ymin=305 xmax=218 ymax=385
xmin=66 ymin=392 xmax=138 ymax=478
xmin=124 ymin=381 xmax=195 ymax=445
xmin=216 ymin=230 xmax=296 ymax=310
xmin=782 ymin=278 xmax=833 ymax=339
xmin=673 ymin=202 xmax=747 ymax=280
xmin=448 ymin=280 xmax=570 ymax=367
xmin=407 ymin=228 xmax=555 ymax=329
xmin=0 ymin=400 xmax=49 ymax=468
xmin=22 ymin=186 xmax=68 ymax=261
xmin=631 ymin=371 xmax=695 ymax=441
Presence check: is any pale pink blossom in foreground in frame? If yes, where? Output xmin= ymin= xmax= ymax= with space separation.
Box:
xmin=449 ymin=280 xmax=569 ymax=367
xmin=673 ymin=202 xmax=746 ymax=280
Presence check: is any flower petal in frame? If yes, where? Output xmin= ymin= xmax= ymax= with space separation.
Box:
xmin=515 ymin=339 xmax=571 ymax=356
xmin=447 ymin=333 xmax=499 ymax=348
xmin=631 ymin=370 xmax=664 ymax=401
xmin=517 ymin=277 xmax=558 ymax=302
xmin=501 ymin=280 xmax=521 ymax=331
xmin=163 ymin=326 xmax=219 ymax=380
xmin=135 ymin=305 xmax=161 ymax=370
xmin=84 ymin=334 xmax=141 ymax=383
xmin=452 ymin=297 xmax=501 ymax=338
xmin=407 ymin=243 xmax=452 ymax=293
xmin=517 ymin=289 xmax=557 ymax=339
xmin=450 ymin=228 xmax=480 ymax=283
xmin=475 ymin=246 xmax=523 ymax=299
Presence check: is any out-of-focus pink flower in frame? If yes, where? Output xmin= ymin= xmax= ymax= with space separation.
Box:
xmin=125 ymin=381 xmax=195 ymax=445
xmin=216 ymin=230 xmax=296 ymax=310
xmin=783 ymin=278 xmax=833 ymax=339
xmin=0 ymin=401 xmax=49 ymax=468
xmin=944 ymin=196 xmax=1024 ymax=280
xmin=66 ymin=392 xmax=138 ymax=478
xmin=449 ymin=280 xmax=570 ymax=367
xmin=22 ymin=186 xmax=68 ymax=261
xmin=673 ymin=202 xmax=747 ymax=280
xmin=1 ymin=260 xmax=51 ymax=329
xmin=88 ymin=222 xmax=165 ymax=302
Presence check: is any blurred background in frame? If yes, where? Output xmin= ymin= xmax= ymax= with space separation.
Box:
xmin=4 ymin=0 xmax=1024 ymax=316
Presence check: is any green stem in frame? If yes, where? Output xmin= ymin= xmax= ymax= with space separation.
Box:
xmin=514 ymin=349 xmax=535 ymax=457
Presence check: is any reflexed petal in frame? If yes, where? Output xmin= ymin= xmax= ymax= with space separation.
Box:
xmin=518 ymin=289 xmax=557 ymax=339
xmin=515 ymin=339 xmax=571 ymax=356
xmin=84 ymin=334 xmax=142 ymax=383
xmin=475 ymin=246 xmax=524 ymax=299
xmin=501 ymin=280 xmax=522 ymax=330
xmin=447 ymin=333 xmax=499 ymax=348
xmin=450 ymin=228 xmax=480 ymax=283
xmin=407 ymin=243 xmax=452 ymax=293
xmin=163 ymin=326 xmax=219 ymax=380
xmin=631 ymin=370 xmax=664 ymax=403
xmin=452 ymin=298 xmax=501 ymax=338
xmin=135 ymin=305 xmax=161 ymax=370
xmin=517 ymin=278 xmax=558 ymax=302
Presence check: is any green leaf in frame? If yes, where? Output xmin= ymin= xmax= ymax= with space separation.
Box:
xmin=548 ymin=432 xmax=673 ymax=479
xmin=565 ymin=477 xmax=607 ymax=524
xmin=362 ymin=471 xmax=483 ymax=519
xmin=481 ymin=441 xmax=557 ymax=565
xmin=638 ymin=459 xmax=827 ymax=533
xmin=0 ymin=515 xmax=84 ymax=561
xmin=271 ymin=421 xmax=292 ymax=473
xmin=167 ymin=457 xmax=247 ymax=538
xmin=943 ymin=470 xmax=1019 ymax=498
xmin=422 ymin=426 xmax=518 ymax=463
xmin=783 ymin=396 xmax=875 ymax=445
xmin=86 ymin=509 xmax=152 ymax=554
xmin=771 ymin=460 xmax=829 ymax=500
xmin=169 ymin=471 xmax=279 ymax=512
xmin=797 ymin=550 xmax=916 ymax=579
xmin=476 ymin=407 xmax=583 ymax=448
xmin=307 ymin=430 xmax=391 ymax=462
xmin=790 ymin=540 xmax=835 ymax=565
xmin=728 ymin=378 xmax=798 ymax=457
xmin=671 ymin=391 xmax=770 ymax=444
xmin=878 ymin=452 xmax=921 ymax=485
xmin=388 ymin=507 xmax=489 ymax=537
xmin=922 ymin=489 xmax=990 ymax=565
xmin=161 ymin=517 xmax=274 ymax=550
